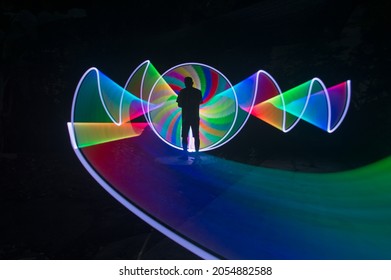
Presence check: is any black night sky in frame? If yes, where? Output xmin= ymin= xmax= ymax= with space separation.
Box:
xmin=1 ymin=0 xmax=390 ymax=259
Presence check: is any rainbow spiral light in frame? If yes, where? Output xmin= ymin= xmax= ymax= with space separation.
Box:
xmin=65 ymin=61 xmax=391 ymax=260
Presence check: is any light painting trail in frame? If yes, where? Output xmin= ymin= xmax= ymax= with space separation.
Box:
xmin=65 ymin=61 xmax=391 ymax=260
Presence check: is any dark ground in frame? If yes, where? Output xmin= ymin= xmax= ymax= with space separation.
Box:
xmin=0 ymin=151 xmax=201 ymax=259
xmin=1 ymin=0 xmax=390 ymax=259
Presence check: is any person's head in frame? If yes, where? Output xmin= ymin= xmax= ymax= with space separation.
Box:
xmin=184 ymin=77 xmax=193 ymax=88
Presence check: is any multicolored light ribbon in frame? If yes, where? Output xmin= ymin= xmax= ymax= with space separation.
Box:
xmin=69 ymin=60 xmax=351 ymax=150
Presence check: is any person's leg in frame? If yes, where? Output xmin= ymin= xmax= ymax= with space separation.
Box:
xmin=191 ymin=119 xmax=200 ymax=153
xmin=182 ymin=137 xmax=188 ymax=153
xmin=182 ymin=120 xmax=190 ymax=155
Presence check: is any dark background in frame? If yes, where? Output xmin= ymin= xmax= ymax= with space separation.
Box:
xmin=1 ymin=0 xmax=390 ymax=259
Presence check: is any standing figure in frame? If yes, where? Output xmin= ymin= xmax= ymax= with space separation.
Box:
xmin=176 ymin=76 xmax=202 ymax=159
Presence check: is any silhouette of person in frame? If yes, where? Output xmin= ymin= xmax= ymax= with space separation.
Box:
xmin=176 ymin=76 xmax=202 ymax=158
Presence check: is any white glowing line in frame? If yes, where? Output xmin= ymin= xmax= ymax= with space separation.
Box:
xmin=146 ymin=69 xmax=181 ymax=151
xmin=274 ymin=77 xmax=350 ymax=133
xmin=74 ymin=63 xmax=154 ymax=128
xmin=279 ymin=78 xmax=325 ymax=133
xmin=70 ymin=67 xmax=96 ymax=125
xmin=255 ymin=70 xmax=286 ymax=133
xmin=232 ymin=70 xmax=285 ymax=133
xmin=147 ymin=62 xmax=238 ymax=152
xmin=95 ymin=69 xmax=118 ymax=125
xmin=123 ymin=60 xmax=154 ymax=125
xmin=199 ymin=63 xmax=238 ymax=151
xmin=323 ymin=79 xmax=333 ymax=133
xmin=328 ymin=80 xmax=351 ymax=133
xmin=229 ymin=70 xmax=286 ymax=133
xmin=67 ymin=122 xmax=78 ymax=150
xmin=251 ymin=70 xmax=286 ymax=132
xmin=71 ymin=67 xmax=123 ymax=126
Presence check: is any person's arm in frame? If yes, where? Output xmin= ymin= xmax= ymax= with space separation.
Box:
xmin=176 ymin=91 xmax=183 ymax=107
